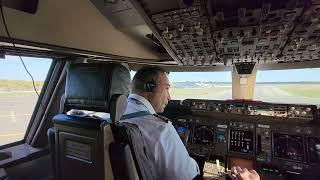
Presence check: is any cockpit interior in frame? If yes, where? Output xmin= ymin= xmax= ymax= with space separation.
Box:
xmin=0 ymin=0 xmax=320 ymax=179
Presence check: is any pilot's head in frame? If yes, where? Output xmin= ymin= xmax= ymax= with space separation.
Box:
xmin=132 ymin=66 xmax=171 ymax=113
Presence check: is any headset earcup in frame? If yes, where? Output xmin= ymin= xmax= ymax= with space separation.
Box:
xmin=144 ymin=80 xmax=156 ymax=92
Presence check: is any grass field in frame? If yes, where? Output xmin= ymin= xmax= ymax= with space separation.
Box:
xmin=0 ymin=80 xmax=43 ymax=97
xmin=278 ymin=84 xmax=320 ymax=98
xmin=170 ymin=86 xmax=231 ymax=100
xmin=0 ymin=80 xmax=43 ymax=91
xmin=1 ymin=80 xmax=320 ymax=100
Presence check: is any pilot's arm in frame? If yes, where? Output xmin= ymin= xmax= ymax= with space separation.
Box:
xmin=156 ymin=121 xmax=200 ymax=180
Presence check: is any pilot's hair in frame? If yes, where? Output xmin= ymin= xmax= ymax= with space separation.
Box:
xmin=132 ymin=66 xmax=167 ymax=93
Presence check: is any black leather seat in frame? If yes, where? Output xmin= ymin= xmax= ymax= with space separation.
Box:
xmin=109 ymin=122 xmax=157 ymax=180
xmin=48 ymin=63 xmax=130 ymax=180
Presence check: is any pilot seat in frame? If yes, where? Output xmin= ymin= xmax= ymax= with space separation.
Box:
xmin=47 ymin=62 xmax=156 ymax=180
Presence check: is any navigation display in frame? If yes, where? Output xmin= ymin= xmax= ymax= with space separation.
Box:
xmin=273 ymin=133 xmax=305 ymax=161
xmin=175 ymin=126 xmax=190 ymax=145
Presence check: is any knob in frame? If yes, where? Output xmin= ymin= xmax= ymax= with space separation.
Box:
xmin=178 ymin=24 xmax=184 ymax=31
xmin=194 ymin=22 xmax=200 ymax=29
xmin=218 ymin=32 xmax=224 ymax=43
xmin=163 ymin=27 xmax=169 ymax=34
xmin=252 ymin=28 xmax=257 ymax=36
xmin=239 ymin=29 xmax=244 ymax=37
xmin=196 ymin=28 xmax=203 ymax=36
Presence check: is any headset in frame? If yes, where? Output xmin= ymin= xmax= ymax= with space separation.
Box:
xmin=144 ymin=79 xmax=156 ymax=92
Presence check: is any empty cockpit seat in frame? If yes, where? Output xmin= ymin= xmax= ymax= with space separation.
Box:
xmin=48 ymin=63 xmax=130 ymax=180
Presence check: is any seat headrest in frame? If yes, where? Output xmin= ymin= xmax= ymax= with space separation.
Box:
xmin=64 ymin=63 xmax=130 ymax=112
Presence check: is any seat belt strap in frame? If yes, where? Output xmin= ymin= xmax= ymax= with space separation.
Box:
xmin=120 ymin=111 xmax=151 ymax=120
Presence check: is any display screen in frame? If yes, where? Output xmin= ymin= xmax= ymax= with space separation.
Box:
xmin=194 ymin=126 xmax=215 ymax=146
xmin=273 ymin=133 xmax=305 ymax=161
xmin=307 ymin=137 xmax=320 ymax=163
xmin=228 ymin=157 xmax=255 ymax=170
xmin=175 ymin=126 xmax=190 ymax=145
xmin=229 ymin=129 xmax=254 ymax=154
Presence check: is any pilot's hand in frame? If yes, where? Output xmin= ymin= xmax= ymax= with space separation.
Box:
xmin=229 ymin=166 xmax=260 ymax=180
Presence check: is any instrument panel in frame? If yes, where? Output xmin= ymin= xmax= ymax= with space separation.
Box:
xmin=172 ymin=99 xmax=320 ymax=176
xmin=191 ymin=99 xmax=316 ymax=120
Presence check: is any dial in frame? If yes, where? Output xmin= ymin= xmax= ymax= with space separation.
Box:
xmin=307 ymin=137 xmax=320 ymax=163
xmin=273 ymin=133 xmax=305 ymax=161
xmin=193 ymin=126 xmax=215 ymax=146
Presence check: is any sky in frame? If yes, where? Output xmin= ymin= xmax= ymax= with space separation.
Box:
xmin=0 ymin=55 xmax=52 ymax=81
xmin=1 ymin=55 xmax=320 ymax=82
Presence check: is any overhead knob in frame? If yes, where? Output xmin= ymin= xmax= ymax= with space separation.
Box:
xmin=195 ymin=21 xmax=200 ymax=29
xmin=163 ymin=27 xmax=169 ymax=34
xmin=239 ymin=29 xmax=244 ymax=37
xmin=178 ymin=24 xmax=184 ymax=32
xmin=196 ymin=28 xmax=203 ymax=36
xmin=252 ymin=28 xmax=257 ymax=36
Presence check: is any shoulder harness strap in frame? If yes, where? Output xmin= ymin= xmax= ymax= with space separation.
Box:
xmin=120 ymin=111 xmax=169 ymax=123
xmin=153 ymin=114 xmax=169 ymax=123
xmin=120 ymin=111 xmax=151 ymax=120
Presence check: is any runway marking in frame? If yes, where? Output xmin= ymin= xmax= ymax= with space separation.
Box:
xmin=0 ymin=113 xmax=31 ymax=118
xmin=0 ymin=132 xmax=24 ymax=137
xmin=10 ymin=110 xmax=16 ymax=123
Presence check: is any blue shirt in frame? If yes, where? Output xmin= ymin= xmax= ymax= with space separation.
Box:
xmin=121 ymin=94 xmax=200 ymax=180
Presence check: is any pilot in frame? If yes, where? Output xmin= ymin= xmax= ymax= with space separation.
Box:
xmin=120 ymin=66 xmax=200 ymax=179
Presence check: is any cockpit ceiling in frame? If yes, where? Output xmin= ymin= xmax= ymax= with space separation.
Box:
xmin=129 ymin=0 xmax=320 ymax=67
xmin=0 ymin=0 xmax=170 ymax=61
xmin=0 ymin=0 xmax=320 ymax=70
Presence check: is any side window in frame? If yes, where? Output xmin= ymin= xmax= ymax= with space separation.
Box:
xmin=0 ymin=55 xmax=52 ymax=146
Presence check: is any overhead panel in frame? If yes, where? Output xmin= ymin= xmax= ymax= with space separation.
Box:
xmin=131 ymin=0 xmax=320 ymax=66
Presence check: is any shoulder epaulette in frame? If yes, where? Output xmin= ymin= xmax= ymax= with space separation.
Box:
xmin=153 ymin=114 xmax=170 ymax=123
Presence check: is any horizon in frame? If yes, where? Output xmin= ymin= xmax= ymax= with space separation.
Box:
xmin=1 ymin=79 xmax=320 ymax=83
xmin=1 ymin=55 xmax=320 ymax=83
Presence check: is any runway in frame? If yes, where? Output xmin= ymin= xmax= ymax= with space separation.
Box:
xmin=0 ymin=86 xmax=319 ymax=146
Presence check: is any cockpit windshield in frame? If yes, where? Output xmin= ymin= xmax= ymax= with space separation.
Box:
xmin=169 ymin=71 xmax=232 ymax=100
xmin=254 ymin=68 xmax=320 ymax=105
xmin=146 ymin=68 xmax=320 ymax=105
